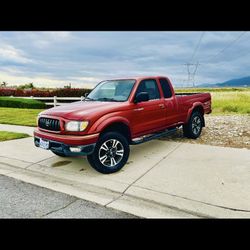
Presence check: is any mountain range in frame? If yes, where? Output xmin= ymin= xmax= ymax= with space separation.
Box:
xmin=198 ymin=76 xmax=250 ymax=87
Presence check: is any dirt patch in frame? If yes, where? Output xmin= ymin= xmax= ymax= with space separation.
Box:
xmin=160 ymin=115 xmax=250 ymax=150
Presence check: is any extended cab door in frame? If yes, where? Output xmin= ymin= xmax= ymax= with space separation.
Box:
xmin=131 ymin=79 xmax=166 ymax=136
xmin=158 ymin=77 xmax=179 ymax=126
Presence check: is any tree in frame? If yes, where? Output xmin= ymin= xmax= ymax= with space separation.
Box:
xmin=1 ymin=81 xmax=8 ymax=87
xmin=28 ymin=83 xmax=34 ymax=89
xmin=17 ymin=83 xmax=35 ymax=90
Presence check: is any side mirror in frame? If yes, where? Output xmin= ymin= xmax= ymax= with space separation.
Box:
xmin=134 ymin=92 xmax=149 ymax=103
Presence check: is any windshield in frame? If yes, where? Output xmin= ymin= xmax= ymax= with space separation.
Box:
xmin=87 ymin=79 xmax=136 ymax=102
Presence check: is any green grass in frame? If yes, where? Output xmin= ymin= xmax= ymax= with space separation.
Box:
xmin=0 ymin=131 xmax=30 ymax=142
xmin=211 ymin=91 xmax=250 ymax=114
xmin=0 ymin=107 xmax=43 ymax=126
xmin=0 ymin=97 xmax=46 ymax=109
xmin=176 ymin=87 xmax=250 ymax=115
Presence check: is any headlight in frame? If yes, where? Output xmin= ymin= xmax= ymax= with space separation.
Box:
xmin=65 ymin=121 xmax=88 ymax=132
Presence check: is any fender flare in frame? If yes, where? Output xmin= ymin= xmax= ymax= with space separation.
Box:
xmin=185 ymin=102 xmax=205 ymax=124
xmin=88 ymin=114 xmax=131 ymax=134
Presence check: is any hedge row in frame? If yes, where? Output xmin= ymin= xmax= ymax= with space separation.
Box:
xmin=0 ymin=88 xmax=92 ymax=97
xmin=0 ymin=97 xmax=46 ymax=109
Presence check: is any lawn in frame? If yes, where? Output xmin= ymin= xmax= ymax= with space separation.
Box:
xmin=175 ymin=87 xmax=250 ymax=115
xmin=0 ymin=107 xmax=43 ymax=126
xmin=0 ymin=131 xmax=30 ymax=142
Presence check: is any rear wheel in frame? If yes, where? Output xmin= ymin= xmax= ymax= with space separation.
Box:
xmin=87 ymin=132 xmax=130 ymax=174
xmin=183 ymin=111 xmax=203 ymax=139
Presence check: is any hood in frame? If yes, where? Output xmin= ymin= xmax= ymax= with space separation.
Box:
xmin=40 ymin=101 xmax=127 ymax=120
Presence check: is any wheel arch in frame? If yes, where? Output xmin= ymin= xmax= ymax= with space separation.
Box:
xmin=90 ymin=116 xmax=132 ymax=143
xmin=100 ymin=122 xmax=132 ymax=143
xmin=186 ymin=103 xmax=205 ymax=127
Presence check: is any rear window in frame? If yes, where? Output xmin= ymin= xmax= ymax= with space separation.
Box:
xmin=159 ymin=78 xmax=172 ymax=98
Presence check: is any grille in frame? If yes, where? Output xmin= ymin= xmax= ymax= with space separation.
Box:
xmin=38 ymin=117 xmax=60 ymax=132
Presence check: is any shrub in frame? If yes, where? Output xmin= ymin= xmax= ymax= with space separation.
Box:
xmin=0 ymin=88 xmax=92 ymax=97
xmin=0 ymin=97 xmax=46 ymax=109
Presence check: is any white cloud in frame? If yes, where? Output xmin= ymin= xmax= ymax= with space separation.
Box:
xmin=30 ymin=32 xmax=73 ymax=49
xmin=0 ymin=44 xmax=32 ymax=64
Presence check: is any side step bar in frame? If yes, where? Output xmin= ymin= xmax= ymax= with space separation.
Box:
xmin=131 ymin=128 xmax=177 ymax=145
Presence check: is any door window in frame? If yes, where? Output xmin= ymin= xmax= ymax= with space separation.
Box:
xmin=136 ymin=79 xmax=160 ymax=100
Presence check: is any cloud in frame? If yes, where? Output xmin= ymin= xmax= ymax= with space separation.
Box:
xmin=0 ymin=31 xmax=250 ymax=87
xmin=0 ymin=44 xmax=32 ymax=64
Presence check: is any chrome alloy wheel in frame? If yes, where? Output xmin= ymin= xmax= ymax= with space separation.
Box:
xmin=98 ymin=139 xmax=124 ymax=167
xmin=192 ymin=116 xmax=202 ymax=135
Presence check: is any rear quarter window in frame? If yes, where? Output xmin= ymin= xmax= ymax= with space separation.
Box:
xmin=159 ymin=78 xmax=172 ymax=98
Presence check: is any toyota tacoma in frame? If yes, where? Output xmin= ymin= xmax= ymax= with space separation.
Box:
xmin=34 ymin=76 xmax=212 ymax=174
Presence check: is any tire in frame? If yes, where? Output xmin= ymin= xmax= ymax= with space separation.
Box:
xmin=183 ymin=111 xmax=203 ymax=139
xmin=51 ymin=150 xmax=67 ymax=157
xmin=87 ymin=132 xmax=130 ymax=174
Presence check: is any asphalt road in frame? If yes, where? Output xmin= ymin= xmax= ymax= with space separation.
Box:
xmin=0 ymin=175 xmax=137 ymax=218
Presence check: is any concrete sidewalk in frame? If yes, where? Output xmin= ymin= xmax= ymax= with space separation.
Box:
xmin=0 ymin=124 xmax=250 ymax=218
xmin=0 ymin=124 xmax=34 ymax=136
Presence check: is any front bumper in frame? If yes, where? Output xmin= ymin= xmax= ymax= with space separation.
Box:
xmin=34 ymin=128 xmax=99 ymax=146
xmin=33 ymin=128 xmax=99 ymax=156
xmin=34 ymin=136 xmax=96 ymax=156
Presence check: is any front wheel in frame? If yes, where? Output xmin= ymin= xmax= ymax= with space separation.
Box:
xmin=183 ymin=111 xmax=203 ymax=139
xmin=87 ymin=132 xmax=130 ymax=174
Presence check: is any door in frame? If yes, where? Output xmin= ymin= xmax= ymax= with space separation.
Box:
xmin=158 ymin=78 xmax=179 ymax=126
xmin=131 ymin=79 xmax=166 ymax=136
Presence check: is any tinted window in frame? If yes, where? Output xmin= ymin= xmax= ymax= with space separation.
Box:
xmin=136 ymin=79 xmax=160 ymax=100
xmin=159 ymin=78 xmax=172 ymax=98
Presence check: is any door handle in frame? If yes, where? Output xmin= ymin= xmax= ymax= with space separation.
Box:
xmin=134 ymin=107 xmax=144 ymax=111
xmin=159 ymin=104 xmax=165 ymax=109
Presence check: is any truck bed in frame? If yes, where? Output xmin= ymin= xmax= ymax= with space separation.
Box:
xmin=176 ymin=92 xmax=212 ymax=115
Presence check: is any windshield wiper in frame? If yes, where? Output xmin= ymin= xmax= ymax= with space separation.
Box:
xmin=84 ymin=97 xmax=96 ymax=101
xmin=97 ymin=97 xmax=120 ymax=102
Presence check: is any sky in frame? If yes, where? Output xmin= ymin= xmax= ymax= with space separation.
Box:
xmin=0 ymin=31 xmax=249 ymax=88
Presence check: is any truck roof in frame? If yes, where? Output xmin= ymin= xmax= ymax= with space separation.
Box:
xmin=104 ymin=76 xmax=169 ymax=81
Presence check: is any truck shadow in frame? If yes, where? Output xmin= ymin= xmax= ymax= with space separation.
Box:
xmin=45 ymin=139 xmax=180 ymax=176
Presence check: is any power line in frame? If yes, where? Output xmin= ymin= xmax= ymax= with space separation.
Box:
xmin=190 ymin=32 xmax=205 ymax=63
xmin=183 ymin=32 xmax=205 ymax=87
xmin=179 ymin=32 xmax=247 ymax=86
xmin=186 ymin=32 xmax=246 ymax=85
xmin=196 ymin=32 xmax=248 ymax=83
xmin=200 ymin=31 xmax=246 ymax=63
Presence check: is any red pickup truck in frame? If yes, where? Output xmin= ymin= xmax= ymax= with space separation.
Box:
xmin=34 ymin=76 xmax=211 ymax=174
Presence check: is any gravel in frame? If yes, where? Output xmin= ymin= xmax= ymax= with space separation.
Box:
xmin=160 ymin=115 xmax=250 ymax=150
